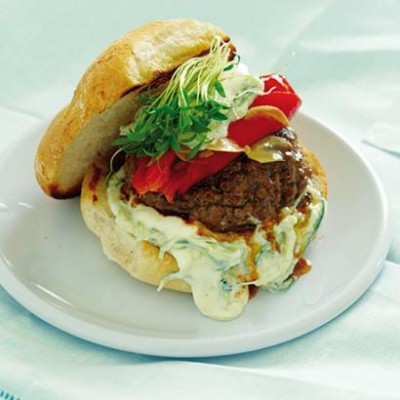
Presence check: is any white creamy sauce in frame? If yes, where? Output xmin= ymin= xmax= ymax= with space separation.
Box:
xmin=253 ymin=187 xmax=325 ymax=291
xmin=108 ymin=170 xmax=249 ymax=321
xmin=203 ymin=69 xmax=264 ymax=145
xmin=107 ymin=169 xmax=325 ymax=320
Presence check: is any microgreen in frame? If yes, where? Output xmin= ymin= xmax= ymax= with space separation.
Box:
xmin=113 ymin=38 xmax=238 ymax=159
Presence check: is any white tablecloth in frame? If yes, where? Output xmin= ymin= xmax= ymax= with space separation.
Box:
xmin=1 ymin=0 xmax=400 ymax=398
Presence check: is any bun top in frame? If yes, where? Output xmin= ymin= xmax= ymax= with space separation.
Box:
xmin=35 ymin=19 xmax=229 ymax=198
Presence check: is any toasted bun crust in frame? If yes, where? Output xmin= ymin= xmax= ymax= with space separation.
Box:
xmin=80 ymin=148 xmax=327 ymax=294
xmin=35 ymin=19 xmax=229 ymax=198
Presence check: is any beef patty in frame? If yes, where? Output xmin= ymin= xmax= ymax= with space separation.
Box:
xmin=135 ymin=128 xmax=310 ymax=232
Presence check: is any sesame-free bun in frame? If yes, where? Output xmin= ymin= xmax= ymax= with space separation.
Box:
xmin=35 ymin=18 xmax=328 ymax=295
xmin=35 ymin=19 xmax=229 ymax=198
xmin=81 ymin=161 xmax=191 ymax=293
xmin=80 ymin=147 xmax=327 ymax=294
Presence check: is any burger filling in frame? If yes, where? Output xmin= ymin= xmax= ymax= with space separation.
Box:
xmin=107 ymin=129 xmax=325 ymax=321
xmin=107 ymin=38 xmax=326 ymax=320
xmin=137 ymin=128 xmax=310 ymax=232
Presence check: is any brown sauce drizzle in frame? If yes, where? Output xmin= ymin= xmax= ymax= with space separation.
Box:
xmin=292 ymin=258 xmax=312 ymax=278
xmin=248 ymin=285 xmax=259 ymax=300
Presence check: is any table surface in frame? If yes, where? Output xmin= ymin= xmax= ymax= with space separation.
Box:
xmin=1 ymin=1 xmax=400 ymax=399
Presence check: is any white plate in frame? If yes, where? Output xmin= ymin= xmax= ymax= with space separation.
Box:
xmin=0 ymin=113 xmax=390 ymax=357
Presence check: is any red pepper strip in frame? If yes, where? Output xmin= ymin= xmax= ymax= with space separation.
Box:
xmin=252 ymin=74 xmax=302 ymax=119
xmin=132 ymin=150 xmax=176 ymax=195
xmin=159 ymin=108 xmax=289 ymax=201
xmin=131 ymin=74 xmax=302 ymax=201
xmin=260 ymin=74 xmax=297 ymax=94
xmin=161 ymin=152 xmax=237 ymax=202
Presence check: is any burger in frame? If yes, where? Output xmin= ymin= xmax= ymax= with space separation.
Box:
xmin=35 ymin=19 xmax=327 ymax=320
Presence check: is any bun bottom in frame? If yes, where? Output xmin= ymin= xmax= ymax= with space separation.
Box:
xmin=81 ymin=163 xmax=191 ymax=293
xmin=80 ymin=147 xmax=327 ymax=294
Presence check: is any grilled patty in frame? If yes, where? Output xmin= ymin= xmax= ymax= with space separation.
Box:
xmin=132 ymin=128 xmax=311 ymax=232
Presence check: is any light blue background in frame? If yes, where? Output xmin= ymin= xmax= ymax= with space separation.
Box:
xmin=1 ymin=1 xmax=400 ymax=399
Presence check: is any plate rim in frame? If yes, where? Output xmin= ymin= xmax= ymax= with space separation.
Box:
xmin=0 ymin=112 xmax=391 ymax=357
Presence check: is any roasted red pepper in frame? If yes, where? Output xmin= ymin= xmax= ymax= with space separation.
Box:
xmin=131 ymin=150 xmax=176 ymax=195
xmin=131 ymin=74 xmax=301 ymax=202
xmin=251 ymin=74 xmax=301 ymax=119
